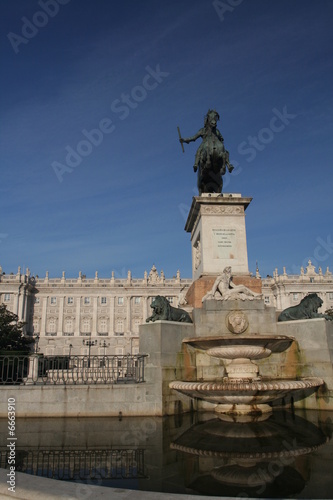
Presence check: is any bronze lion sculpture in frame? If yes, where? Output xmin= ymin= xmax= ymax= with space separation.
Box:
xmin=146 ymin=295 xmax=192 ymax=323
xmin=278 ymin=293 xmax=332 ymax=322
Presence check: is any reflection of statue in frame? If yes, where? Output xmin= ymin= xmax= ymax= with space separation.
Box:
xmin=278 ymin=293 xmax=333 ymax=321
xmin=179 ymin=110 xmax=234 ymax=195
xmin=203 ymin=267 xmax=262 ymax=301
xmin=146 ymin=296 xmax=192 ymax=323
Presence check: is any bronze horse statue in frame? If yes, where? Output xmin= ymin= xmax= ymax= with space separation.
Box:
xmin=179 ymin=110 xmax=234 ymax=195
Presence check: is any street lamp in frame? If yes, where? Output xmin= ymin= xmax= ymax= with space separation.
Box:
xmin=99 ymin=340 xmax=110 ymax=356
xmin=82 ymin=339 xmax=97 ymax=367
xmin=68 ymin=343 xmax=73 ymax=369
xmin=99 ymin=340 xmax=110 ymax=366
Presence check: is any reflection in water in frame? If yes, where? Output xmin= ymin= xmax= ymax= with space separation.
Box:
xmin=1 ymin=449 xmax=146 ymax=481
xmin=0 ymin=410 xmax=332 ymax=497
xmin=170 ymin=411 xmax=330 ymax=498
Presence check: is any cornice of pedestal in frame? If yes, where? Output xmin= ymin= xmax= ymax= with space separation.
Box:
xmin=185 ymin=193 xmax=253 ymax=233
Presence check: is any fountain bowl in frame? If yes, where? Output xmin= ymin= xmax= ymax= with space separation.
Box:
xmin=169 ymin=377 xmax=324 ymax=415
xmin=206 ymin=345 xmax=272 ymax=360
xmin=183 ymin=335 xmax=294 ymax=353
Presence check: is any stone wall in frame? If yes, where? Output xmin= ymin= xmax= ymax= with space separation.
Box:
xmin=139 ymin=321 xmax=195 ymax=415
xmin=274 ymin=318 xmax=333 ymax=410
xmin=0 ymin=384 xmax=160 ymax=418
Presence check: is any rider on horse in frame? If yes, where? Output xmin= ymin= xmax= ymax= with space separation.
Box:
xmin=179 ymin=110 xmax=234 ymax=194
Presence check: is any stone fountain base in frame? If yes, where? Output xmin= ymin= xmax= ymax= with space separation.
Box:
xmin=170 ymin=332 xmax=325 ymax=415
xmin=167 ymin=284 xmax=333 ymax=414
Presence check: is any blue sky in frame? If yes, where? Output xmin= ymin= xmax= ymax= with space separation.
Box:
xmin=1 ymin=0 xmax=332 ymax=280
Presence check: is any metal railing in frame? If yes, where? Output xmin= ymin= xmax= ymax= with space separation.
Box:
xmin=0 ymin=354 xmax=147 ymax=385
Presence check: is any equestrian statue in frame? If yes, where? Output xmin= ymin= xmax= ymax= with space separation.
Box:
xmin=178 ymin=109 xmax=234 ymax=195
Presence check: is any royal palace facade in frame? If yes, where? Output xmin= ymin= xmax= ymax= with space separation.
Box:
xmin=0 ymin=265 xmax=191 ymax=356
xmin=0 ymin=261 xmax=332 ymax=356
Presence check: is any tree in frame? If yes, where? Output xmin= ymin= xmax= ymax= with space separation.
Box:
xmin=0 ymin=304 xmax=34 ymax=353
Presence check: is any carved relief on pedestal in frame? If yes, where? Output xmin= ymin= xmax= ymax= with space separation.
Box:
xmin=201 ymin=205 xmax=243 ymax=216
xmin=226 ymin=310 xmax=249 ymax=334
xmin=191 ymin=204 xmax=245 ymax=238
xmin=194 ymin=239 xmax=201 ymax=270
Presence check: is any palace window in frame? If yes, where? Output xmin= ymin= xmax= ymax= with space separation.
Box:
xmin=264 ymin=296 xmax=270 ymax=304
xmin=50 ymin=297 xmax=57 ymax=305
xmin=34 ymin=296 xmax=40 ymax=304
xmin=328 ymin=293 xmax=333 ymax=301
xmin=47 ymin=318 xmax=57 ymax=334
xmin=134 ymin=297 xmax=141 ymax=304
xmin=292 ymin=293 xmax=299 ymax=301
xmin=133 ymin=319 xmax=141 ymax=333
xmin=82 ymin=318 xmax=91 ymax=334
xmin=167 ymin=296 xmax=174 ymax=304
xmin=33 ymin=319 xmax=40 ymax=333
xmin=115 ymin=319 xmax=124 ymax=335
xmin=64 ymin=318 xmax=74 ymax=334
xmin=67 ymin=297 xmax=74 ymax=305
xmin=84 ymin=297 xmax=90 ymax=304
xmin=101 ymin=297 xmax=107 ymax=305
xmin=4 ymin=293 xmax=10 ymax=302
xmin=118 ymin=297 xmax=124 ymax=305
xmin=98 ymin=318 xmax=108 ymax=334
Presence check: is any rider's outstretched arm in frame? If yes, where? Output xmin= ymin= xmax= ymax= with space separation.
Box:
xmin=181 ymin=128 xmax=204 ymax=144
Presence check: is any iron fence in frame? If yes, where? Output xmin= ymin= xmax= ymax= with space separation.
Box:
xmin=0 ymin=354 xmax=147 ymax=385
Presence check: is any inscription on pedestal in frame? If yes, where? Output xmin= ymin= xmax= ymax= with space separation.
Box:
xmin=212 ymin=228 xmax=237 ymax=259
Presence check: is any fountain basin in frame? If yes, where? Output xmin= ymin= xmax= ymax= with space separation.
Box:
xmin=171 ymin=334 xmax=325 ymax=415
xmin=169 ymin=377 xmax=324 ymax=415
xmin=206 ymin=345 xmax=271 ymax=360
xmin=206 ymin=344 xmax=272 ymax=379
xmin=183 ymin=335 xmax=294 ymax=353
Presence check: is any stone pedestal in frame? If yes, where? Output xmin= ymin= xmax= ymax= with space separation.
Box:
xmin=193 ymin=299 xmax=278 ymax=337
xmin=185 ymin=193 xmax=252 ymax=281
